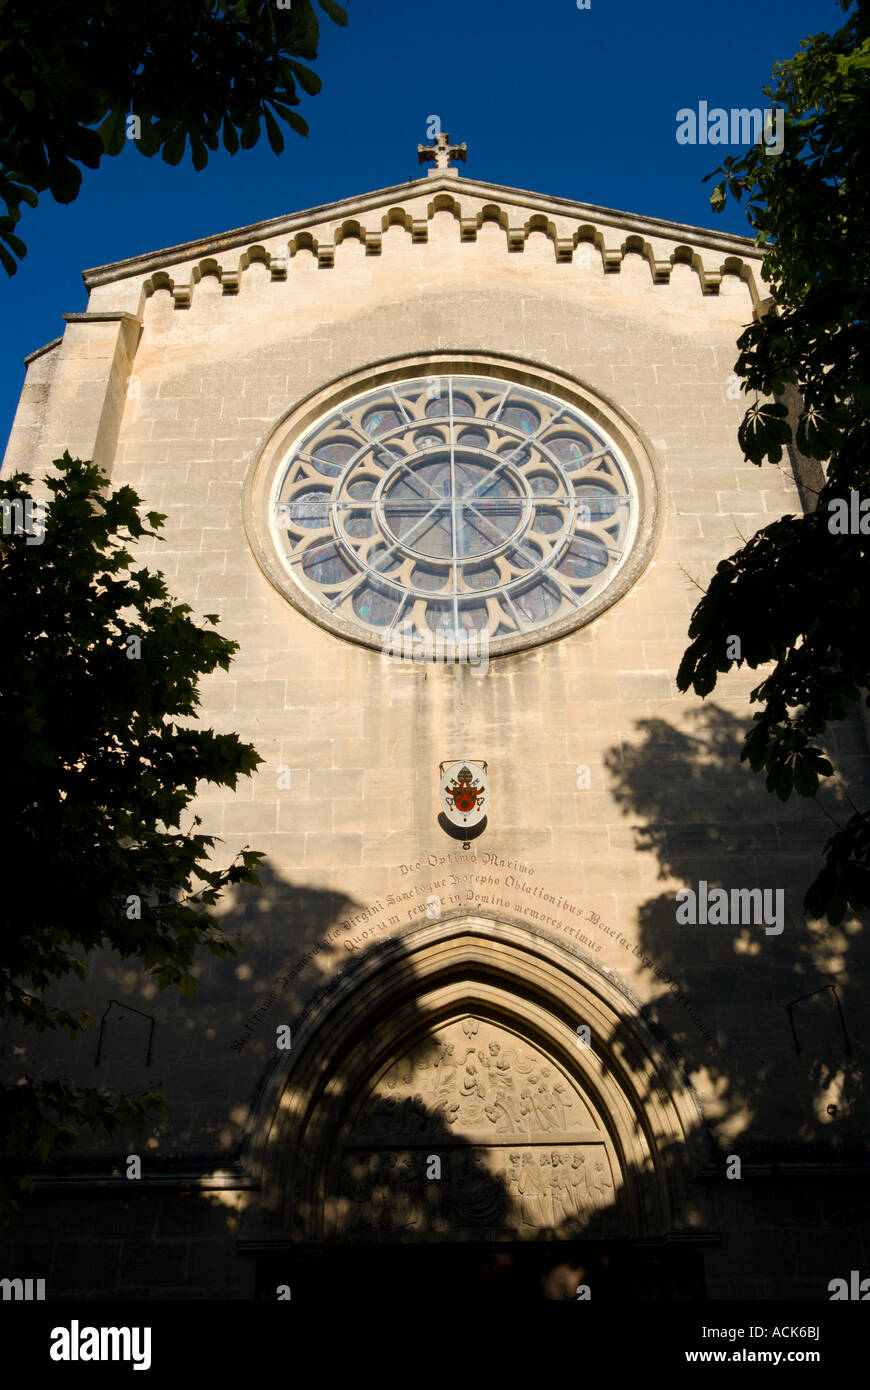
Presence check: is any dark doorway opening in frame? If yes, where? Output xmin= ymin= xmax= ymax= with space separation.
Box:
xmin=255 ymin=1240 xmax=706 ymax=1301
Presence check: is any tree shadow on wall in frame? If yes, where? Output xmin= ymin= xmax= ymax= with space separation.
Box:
xmin=7 ymin=848 xmax=716 ymax=1299
xmin=603 ymin=701 xmax=870 ymax=1158
xmin=146 ymin=833 xmax=765 ymax=1298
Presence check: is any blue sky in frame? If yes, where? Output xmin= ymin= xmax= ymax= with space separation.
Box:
xmin=0 ymin=0 xmax=845 ymax=459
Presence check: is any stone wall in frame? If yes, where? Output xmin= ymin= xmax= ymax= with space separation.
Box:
xmin=3 ymin=178 xmax=868 ymax=1298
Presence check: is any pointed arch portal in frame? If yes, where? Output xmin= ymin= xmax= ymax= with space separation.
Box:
xmin=242 ymin=917 xmax=713 ymax=1298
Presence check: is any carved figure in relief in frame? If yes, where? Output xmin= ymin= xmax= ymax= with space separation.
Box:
xmin=490 ymin=1045 xmax=523 ymax=1085
xmin=569 ymin=1153 xmax=592 ymax=1214
xmin=538 ymin=1152 xmax=555 ymax=1227
xmin=451 ymin=1149 xmax=505 ymax=1227
xmin=531 ymin=1074 xmax=554 ymax=1129
xmin=460 ymin=1054 xmax=486 ymax=1100
xmin=549 ymin=1080 xmax=571 ymax=1129
xmin=340 ymin=1165 xmax=372 ymax=1233
xmin=392 ymin=1154 xmax=421 ymax=1229
xmin=484 ymin=1088 xmax=522 ymax=1132
xmin=370 ymin=1154 xmax=395 ymax=1230
xmin=549 ymin=1151 xmax=575 ymax=1225
xmin=346 ymin=1153 xmax=389 ymax=1234
xmin=519 ymin=1083 xmax=546 ymax=1131
xmin=431 ymin=1098 xmax=460 ymax=1127
xmin=517 ymin=1152 xmax=548 ymax=1226
xmin=434 ymin=1042 xmax=458 ymax=1097
xmin=590 ymin=1159 xmax=613 ymax=1204
xmin=502 ymin=1152 xmax=523 ymax=1219
xmin=482 ymin=1042 xmax=523 ymax=1130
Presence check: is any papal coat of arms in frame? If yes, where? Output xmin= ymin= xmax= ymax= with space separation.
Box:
xmin=439 ymin=760 xmax=488 ymax=829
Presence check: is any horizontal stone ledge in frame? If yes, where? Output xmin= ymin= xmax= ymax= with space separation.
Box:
xmin=62 ymin=312 xmax=140 ymax=325
xmin=696 ymin=1162 xmax=870 ymax=1182
xmin=27 ymin=1167 xmax=259 ymax=1192
xmin=344 ymin=1131 xmax=608 ymax=1147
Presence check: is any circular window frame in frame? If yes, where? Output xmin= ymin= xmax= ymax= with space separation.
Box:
xmin=243 ymin=352 xmax=664 ymax=659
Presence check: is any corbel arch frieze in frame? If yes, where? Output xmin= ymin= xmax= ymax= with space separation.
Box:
xmin=135 ymin=196 xmax=761 ymax=310
xmin=669 ymin=242 xmax=721 ymax=295
xmin=380 ymin=205 xmax=429 ymax=242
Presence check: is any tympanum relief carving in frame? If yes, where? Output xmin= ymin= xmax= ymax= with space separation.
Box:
xmin=331 ymin=1017 xmax=621 ymax=1240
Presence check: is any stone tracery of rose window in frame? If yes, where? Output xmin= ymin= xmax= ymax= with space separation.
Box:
xmin=271 ymin=375 xmax=637 ymax=649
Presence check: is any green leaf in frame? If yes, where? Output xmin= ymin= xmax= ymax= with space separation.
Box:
xmin=99 ymin=107 xmax=128 ymax=157
xmin=48 ymin=156 xmax=82 ymax=204
xmin=190 ymin=133 xmax=209 ymax=172
xmin=792 ymin=756 xmax=819 ymax=797
xmin=775 ymin=765 xmax=794 ymax=801
xmin=136 ymin=117 xmax=161 ymax=158
xmin=319 ymin=0 xmax=349 ymax=24
xmin=162 ymin=128 xmax=186 ymax=166
xmin=286 ymin=58 xmax=322 ymax=95
xmin=264 ymin=108 xmax=285 ymax=155
xmin=284 ymin=109 xmax=309 ymax=138
xmin=240 ymin=114 xmax=260 ymax=150
xmin=0 ymin=227 xmax=27 ymax=259
xmin=222 ymin=117 xmax=240 ymax=155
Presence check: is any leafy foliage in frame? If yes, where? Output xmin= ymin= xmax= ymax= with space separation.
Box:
xmin=678 ymin=1 xmax=870 ymax=924
xmin=0 ymin=455 xmax=264 ymax=1222
xmin=0 ymin=0 xmax=349 ymax=274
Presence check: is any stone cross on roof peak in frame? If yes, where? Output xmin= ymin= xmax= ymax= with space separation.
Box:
xmin=417 ymin=131 xmax=467 ymax=178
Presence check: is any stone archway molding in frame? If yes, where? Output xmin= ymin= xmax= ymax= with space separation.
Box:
xmin=241 ymin=916 xmax=707 ymax=1244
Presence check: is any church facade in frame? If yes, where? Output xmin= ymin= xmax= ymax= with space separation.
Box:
xmin=4 ymin=139 xmax=869 ymax=1300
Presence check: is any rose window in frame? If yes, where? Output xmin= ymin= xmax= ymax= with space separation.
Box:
xmin=270 ymin=375 xmax=639 ymax=652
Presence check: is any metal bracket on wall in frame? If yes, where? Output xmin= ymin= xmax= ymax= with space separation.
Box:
xmin=786 ymin=983 xmax=851 ymax=1056
xmin=94 ymin=999 xmax=156 ymax=1067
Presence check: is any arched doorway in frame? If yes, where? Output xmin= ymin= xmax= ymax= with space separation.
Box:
xmin=241 ymin=917 xmax=712 ymax=1298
